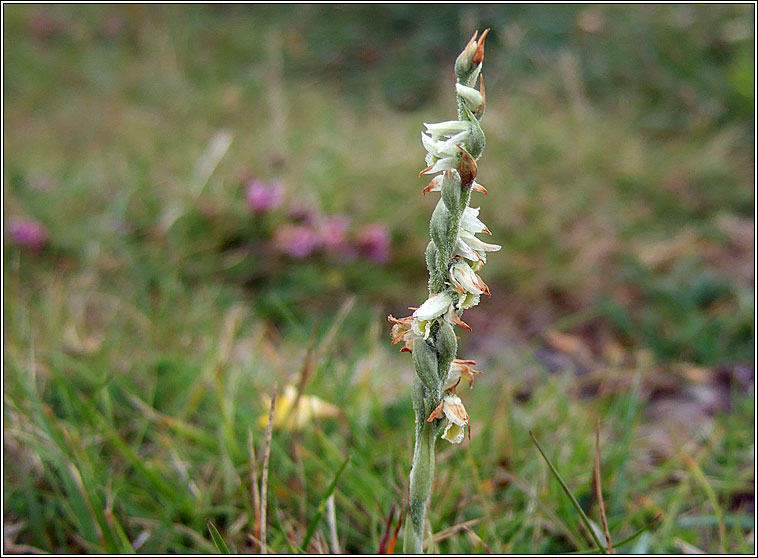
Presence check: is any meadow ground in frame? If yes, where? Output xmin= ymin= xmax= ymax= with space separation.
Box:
xmin=3 ymin=5 xmax=755 ymax=554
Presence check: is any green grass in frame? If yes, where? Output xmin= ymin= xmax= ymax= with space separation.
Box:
xmin=4 ymin=4 xmax=754 ymax=554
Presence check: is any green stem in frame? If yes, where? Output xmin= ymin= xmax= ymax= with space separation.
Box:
xmin=403 ymin=418 xmax=437 ymax=554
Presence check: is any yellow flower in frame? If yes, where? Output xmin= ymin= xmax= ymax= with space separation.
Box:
xmin=258 ymin=384 xmax=341 ymax=430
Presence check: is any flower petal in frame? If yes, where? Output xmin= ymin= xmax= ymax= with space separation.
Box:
xmin=423 ymin=120 xmax=471 ymax=140
xmin=450 ymin=261 xmax=490 ymax=296
xmin=412 ymin=292 xmax=453 ymax=322
xmin=461 ymin=207 xmax=491 ymax=235
xmin=460 ymin=230 xmax=501 ymax=253
xmin=423 ymin=175 xmax=443 ymax=195
xmin=418 ymin=157 xmax=456 ymax=176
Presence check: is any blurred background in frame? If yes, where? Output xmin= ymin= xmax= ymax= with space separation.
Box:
xmin=3 ymin=4 xmax=754 ymax=554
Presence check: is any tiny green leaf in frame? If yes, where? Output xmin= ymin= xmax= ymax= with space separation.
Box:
xmin=206 ymin=518 xmax=231 ymax=555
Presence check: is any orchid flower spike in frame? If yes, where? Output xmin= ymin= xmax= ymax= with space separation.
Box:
xmin=391 ymin=30 xmax=498 ymax=554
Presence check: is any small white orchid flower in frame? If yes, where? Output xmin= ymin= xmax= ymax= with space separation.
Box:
xmin=427 ymin=393 xmax=470 ymax=444
xmin=422 ymin=130 xmax=470 ymax=163
xmin=457 ymin=291 xmax=481 ymax=310
xmin=460 ymin=206 xmax=491 ymax=235
xmin=455 ymin=83 xmax=484 ymax=111
xmin=450 ymin=260 xmax=490 ymax=297
xmin=419 ymin=157 xmax=457 ymax=176
xmin=458 ymin=229 xmax=501 ymax=264
xmin=413 ymin=292 xmax=454 ymax=321
xmin=411 ymin=292 xmax=455 ymax=338
xmin=423 ymin=120 xmax=471 ymax=141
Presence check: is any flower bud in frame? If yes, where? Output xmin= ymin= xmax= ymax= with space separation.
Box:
xmin=455 ymin=29 xmax=489 ymax=86
xmin=472 ymin=28 xmax=490 ymax=65
xmin=454 ymin=31 xmax=479 ymax=79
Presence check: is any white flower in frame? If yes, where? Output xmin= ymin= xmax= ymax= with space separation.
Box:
xmin=427 ymin=393 xmax=470 ymax=444
xmin=456 ymin=229 xmax=501 ymax=264
xmin=421 ymin=121 xmax=473 ymax=173
xmin=423 ymin=120 xmax=471 ymax=141
xmin=419 ymin=157 xmax=457 ymax=176
xmin=455 ymin=83 xmax=484 ymax=111
xmin=450 ymin=260 xmax=490 ymax=297
xmin=411 ymin=292 xmax=455 ymax=338
xmin=422 ymin=130 xmax=471 ymax=160
xmin=413 ymin=292 xmax=454 ymax=321
xmin=457 ymin=291 xmax=480 ymax=310
xmin=460 ymin=207 xmax=491 ymax=235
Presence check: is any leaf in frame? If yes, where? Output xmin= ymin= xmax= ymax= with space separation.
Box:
xmin=529 ymin=431 xmax=607 ymax=553
xmin=300 ymin=455 xmax=351 ymax=551
xmin=206 ymin=518 xmax=231 ymax=554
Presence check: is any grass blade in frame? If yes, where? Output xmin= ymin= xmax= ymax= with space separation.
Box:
xmin=325 ymin=494 xmax=340 ymax=553
xmin=529 ymin=431 xmax=607 ymax=553
xmin=205 ymin=518 xmax=231 ymax=554
xmin=260 ymin=382 xmax=277 ymax=554
xmin=594 ymin=420 xmax=613 ymax=553
xmin=613 ymin=513 xmax=662 ymax=550
xmin=567 ymin=513 xmax=663 ymax=554
xmin=683 ymin=453 xmax=726 ymax=553
xmin=300 ymin=454 xmax=352 ymax=552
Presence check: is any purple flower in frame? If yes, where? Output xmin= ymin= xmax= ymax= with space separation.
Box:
xmin=246 ymin=180 xmax=284 ymax=213
xmin=7 ymin=217 xmax=48 ymax=250
xmin=274 ymin=224 xmax=320 ymax=259
xmin=357 ymin=224 xmax=391 ymax=264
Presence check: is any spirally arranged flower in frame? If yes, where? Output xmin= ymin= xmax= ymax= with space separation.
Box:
xmin=389 ymin=30 xmax=499 ymax=443
xmin=387 ymin=29 xmax=499 ymax=554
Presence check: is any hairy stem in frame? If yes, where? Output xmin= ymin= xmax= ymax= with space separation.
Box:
xmin=403 ymin=417 xmax=437 ymax=554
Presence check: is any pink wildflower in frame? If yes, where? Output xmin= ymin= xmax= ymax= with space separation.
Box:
xmin=357 ymin=224 xmax=391 ymax=264
xmin=247 ymin=180 xmax=284 ymax=213
xmin=7 ymin=217 xmax=48 ymax=251
xmin=273 ymin=224 xmax=320 ymax=259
